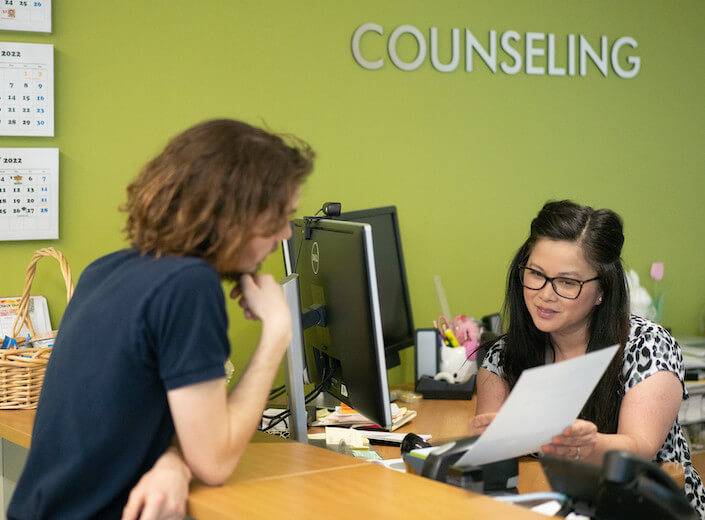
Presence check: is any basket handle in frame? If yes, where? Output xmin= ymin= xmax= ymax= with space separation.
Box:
xmin=10 ymin=247 xmax=74 ymax=338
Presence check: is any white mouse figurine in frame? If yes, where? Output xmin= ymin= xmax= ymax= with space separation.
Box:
xmin=434 ymin=345 xmax=476 ymax=384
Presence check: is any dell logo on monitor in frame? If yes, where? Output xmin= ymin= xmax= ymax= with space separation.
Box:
xmin=311 ymin=242 xmax=320 ymax=274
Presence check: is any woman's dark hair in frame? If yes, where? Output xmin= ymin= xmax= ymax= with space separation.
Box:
xmin=501 ymin=200 xmax=630 ymax=434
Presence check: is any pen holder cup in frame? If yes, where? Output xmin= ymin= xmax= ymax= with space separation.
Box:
xmin=0 ymin=248 xmax=73 ymax=409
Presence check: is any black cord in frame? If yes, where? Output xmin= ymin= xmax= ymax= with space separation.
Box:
xmin=293 ymin=221 xmax=309 ymax=271
xmin=268 ymin=389 xmax=286 ymax=401
xmin=261 ymin=409 xmax=292 ymax=431
xmin=258 ymin=367 xmax=334 ymax=432
xmin=269 ymin=385 xmax=286 ymax=400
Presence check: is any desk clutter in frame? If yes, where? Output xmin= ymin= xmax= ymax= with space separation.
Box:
xmin=413 ymin=275 xmax=502 ymax=399
xmin=414 ymin=318 xmax=484 ymax=399
xmin=313 ymin=402 xmax=417 ymax=431
xmin=0 ymin=247 xmax=72 ymax=409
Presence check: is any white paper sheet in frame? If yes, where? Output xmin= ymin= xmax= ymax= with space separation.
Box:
xmin=454 ymin=345 xmax=619 ymax=467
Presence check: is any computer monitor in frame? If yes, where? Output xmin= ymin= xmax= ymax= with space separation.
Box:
xmin=282 ymin=218 xmax=392 ymax=434
xmin=284 ymin=205 xmax=414 ymax=368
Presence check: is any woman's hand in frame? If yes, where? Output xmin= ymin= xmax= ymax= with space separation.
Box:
xmin=470 ymin=413 xmax=497 ymax=435
xmin=541 ymin=419 xmax=598 ymax=461
xmin=121 ymin=449 xmax=192 ymax=520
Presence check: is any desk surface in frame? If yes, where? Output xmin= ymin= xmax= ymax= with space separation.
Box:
xmin=0 ymin=409 xmax=33 ymax=448
xmin=0 ymin=398 xmax=685 ymax=518
xmin=189 ymin=435 xmax=546 ymax=519
xmin=0 ymin=406 xmax=547 ymax=519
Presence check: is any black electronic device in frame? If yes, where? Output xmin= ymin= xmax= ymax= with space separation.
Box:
xmin=400 ymin=433 xmax=432 ymax=454
xmin=282 ymin=218 xmax=392 ymax=430
xmin=335 ymin=206 xmax=414 ymax=368
xmin=285 ymin=205 xmax=415 ymax=368
xmin=302 ymin=201 xmax=342 ymax=239
xmin=541 ymin=451 xmax=698 ymax=520
xmin=402 ymin=436 xmax=518 ymax=494
xmin=415 ymin=374 xmax=475 ymax=400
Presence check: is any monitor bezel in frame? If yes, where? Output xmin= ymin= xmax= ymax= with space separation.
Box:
xmin=283 ymin=218 xmax=392 ymax=430
xmin=336 ymin=205 xmax=415 ymax=355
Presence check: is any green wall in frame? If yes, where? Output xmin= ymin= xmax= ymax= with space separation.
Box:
xmin=1 ymin=1 xmax=704 ymax=386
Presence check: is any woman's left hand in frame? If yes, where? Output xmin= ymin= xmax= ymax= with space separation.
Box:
xmin=541 ymin=419 xmax=598 ymax=462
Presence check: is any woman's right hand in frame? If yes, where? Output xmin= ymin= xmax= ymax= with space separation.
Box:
xmin=470 ymin=413 xmax=497 ymax=436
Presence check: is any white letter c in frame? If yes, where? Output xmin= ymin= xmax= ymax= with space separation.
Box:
xmin=352 ymin=23 xmax=384 ymax=70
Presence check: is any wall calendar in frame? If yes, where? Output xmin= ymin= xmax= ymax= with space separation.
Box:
xmin=0 ymin=41 xmax=53 ymax=136
xmin=0 ymin=0 xmax=52 ymax=33
xmin=0 ymin=147 xmax=58 ymax=241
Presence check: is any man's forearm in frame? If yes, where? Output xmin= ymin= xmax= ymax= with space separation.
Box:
xmin=222 ymin=330 xmax=289 ymax=463
xmin=167 ymin=275 xmax=295 ymax=486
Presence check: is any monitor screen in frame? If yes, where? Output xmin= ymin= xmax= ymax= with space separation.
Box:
xmin=284 ymin=206 xmax=414 ymax=368
xmin=284 ymin=218 xmax=392 ymax=429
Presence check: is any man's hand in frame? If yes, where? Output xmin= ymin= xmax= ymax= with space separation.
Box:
xmin=122 ymin=449 xmax=192 ymax=520
xmin=231 ymin=274 xmax=291 ymax=346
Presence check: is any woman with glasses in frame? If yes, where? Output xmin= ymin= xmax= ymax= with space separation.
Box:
xmin=472 ymin=200 xmax=705 ymax=517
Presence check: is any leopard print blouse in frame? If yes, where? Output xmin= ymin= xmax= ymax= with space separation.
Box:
xmin=481 ymin=315 xmax=705 ymax=518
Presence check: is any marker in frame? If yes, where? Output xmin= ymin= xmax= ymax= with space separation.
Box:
xmin=444 ymin=329 xmax=460 ymax=348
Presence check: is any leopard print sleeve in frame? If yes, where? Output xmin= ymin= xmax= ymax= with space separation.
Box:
xmin=623 ymin=314 xmax=687 ymax=400
xmin=480 ymin=338 xmax=506 ymax=379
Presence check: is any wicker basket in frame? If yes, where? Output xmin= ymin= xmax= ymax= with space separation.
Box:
xmin=0 ymin=248 xmax=74 ymax=409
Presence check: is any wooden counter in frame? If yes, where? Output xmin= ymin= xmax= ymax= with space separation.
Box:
xmin=189 ymin=436 xmax=546 ymax=520
xmin=0 ymin=401 xmax=684 ymax=518
xmin=0 ymin=409 xmax=33 ymax=449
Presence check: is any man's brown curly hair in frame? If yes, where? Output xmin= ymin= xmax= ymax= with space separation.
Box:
xmin=123 ymin=119 xmax=314 ymax=274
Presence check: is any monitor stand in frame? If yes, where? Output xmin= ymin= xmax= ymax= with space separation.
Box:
xmin=282 ymin=274 xmax=308 ymax=443
xmin=308 ymin=391 xmax=340 ymax=409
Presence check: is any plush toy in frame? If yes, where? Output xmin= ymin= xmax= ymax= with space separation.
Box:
xmin=626 ymin=269 xmax=656 ymax=321
xmin=451 ymin=314 xmax=482 ymax=360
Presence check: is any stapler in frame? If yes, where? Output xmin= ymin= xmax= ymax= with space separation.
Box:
xmin=401 ymin=434 xmax=518 ymax=494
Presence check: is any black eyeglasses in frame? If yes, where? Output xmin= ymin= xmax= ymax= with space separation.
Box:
xmin=518 ymin=266 xmax=599 ymax=300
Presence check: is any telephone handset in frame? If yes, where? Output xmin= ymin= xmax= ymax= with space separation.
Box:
xmin=602 ymin=450 xmax=682 ymax=494
xmin=542 ymin=450 xmax=698 ymax=520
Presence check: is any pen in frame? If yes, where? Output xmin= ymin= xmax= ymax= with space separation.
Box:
xmin=444 ymin=329 xmax=460 ymax=348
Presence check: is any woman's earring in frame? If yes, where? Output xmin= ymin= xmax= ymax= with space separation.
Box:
xmin=596 ymin=296 xmax=603 ymax=304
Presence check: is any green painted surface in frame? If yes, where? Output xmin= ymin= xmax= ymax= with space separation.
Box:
xmin=1 ymin=1 xmax=703 ymax=386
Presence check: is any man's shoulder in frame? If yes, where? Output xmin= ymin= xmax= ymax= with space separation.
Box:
xmin=78 ymin=249 xmax=220 ymax=300
xmin=86 ymin=249 xmax=214 ymax=277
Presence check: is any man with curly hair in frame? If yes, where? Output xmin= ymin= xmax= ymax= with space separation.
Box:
xmin=9 ymin=119 xmax=314 ymax=520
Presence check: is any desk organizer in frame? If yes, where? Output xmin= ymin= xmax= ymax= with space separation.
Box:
xmin=415 ymin=374 xmax=476 ymax=400
xmin=0 ymin=248 xmax=73 ymax=409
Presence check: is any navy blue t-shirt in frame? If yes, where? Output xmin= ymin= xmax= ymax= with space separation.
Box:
xmin=8 ymin=249 xmax=230 ymax=519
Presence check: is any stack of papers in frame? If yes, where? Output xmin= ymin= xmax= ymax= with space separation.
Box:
xmin=677 ymin=336 xmax=705 ymax=370
xmin=0 ymin=296 xmax=52 ymax=339
xmin=323 ymin=427 xmax=369 ymax=449
xmin=313 ymin=403 xmax=417 ymax=431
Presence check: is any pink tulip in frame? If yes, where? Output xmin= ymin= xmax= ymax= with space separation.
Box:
xmin=650 ymin=262 xmax=665 ymax=282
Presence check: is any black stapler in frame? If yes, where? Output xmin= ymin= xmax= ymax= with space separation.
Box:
xmin=401 ymin=434 xmax=518 ymax=494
